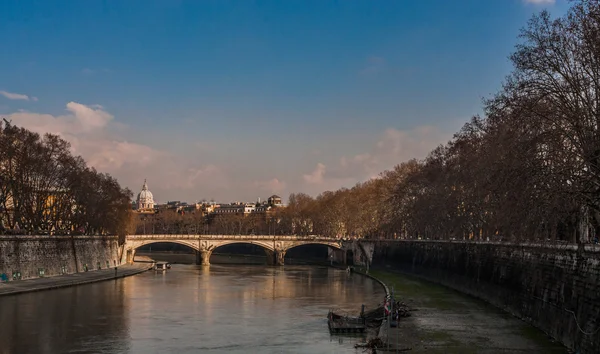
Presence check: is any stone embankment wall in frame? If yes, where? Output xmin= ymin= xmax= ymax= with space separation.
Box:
xmin=0 ymin=236 xmax=121 ymax=281
xmin=371 ymin=240 xmax=600 ymax=353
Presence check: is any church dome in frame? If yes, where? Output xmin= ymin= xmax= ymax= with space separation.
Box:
xmin=136 ymin=179 xmax=155 ymax=210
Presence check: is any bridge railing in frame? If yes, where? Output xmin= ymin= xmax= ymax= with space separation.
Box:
xmin=127 ymin=234 xmax=340 ymax=242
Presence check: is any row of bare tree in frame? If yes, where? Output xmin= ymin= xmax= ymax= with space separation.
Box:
xmin=132 ymin=209 xmax=289 ymax=235
xmin=0 ymin=120 xmax=133 ymax=237
xmin=282 ymin=1 xmax=600 ymax=243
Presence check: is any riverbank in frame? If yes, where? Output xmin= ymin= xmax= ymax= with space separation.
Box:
xmin=369 ymin=268 xmax=567 ymax=353
xmin=0 ymin=262 xmax=152 ymax=297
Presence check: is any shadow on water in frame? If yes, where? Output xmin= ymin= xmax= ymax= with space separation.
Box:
xmin=369 ymin=269 xmax=568 ymax=354
xmin=0 ymin=278 xmax=131 ymax=354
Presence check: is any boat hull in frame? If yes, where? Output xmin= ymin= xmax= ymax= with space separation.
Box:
xmin=327 ymin=311 xmax=366 ymax=334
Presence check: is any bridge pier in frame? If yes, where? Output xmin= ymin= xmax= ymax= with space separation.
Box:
xmin=275 ymin=249 xmax=285 ymax=266
xmin=195 ymin=250 xmax=211 ymax=266
xmin=329 ymin=248 xmax=347 ymax=265
xmin=265 ymin=249 xmax=286 ymax=266
xmin=126 ymin=249 xmax=135 ymax=264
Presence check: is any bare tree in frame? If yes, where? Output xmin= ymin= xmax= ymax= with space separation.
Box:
xmin=0 ymin=121 xmax=132 ymax=238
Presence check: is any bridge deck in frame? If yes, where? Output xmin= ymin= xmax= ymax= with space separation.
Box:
xmin=128 ymin=234 xmax=339 ymax=242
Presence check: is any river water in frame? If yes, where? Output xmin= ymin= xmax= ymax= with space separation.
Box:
xmin=0 ymin=264 xmax=384 ymax=354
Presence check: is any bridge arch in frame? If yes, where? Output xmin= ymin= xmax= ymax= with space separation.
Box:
xmin=210 ymin=240 xmax=275 ymax=252
xmin=283 ymin=242 xmax=344 ymax=266
xmin=283 ymin=241 xmax=342 ymax=253
xmin=123 ymin=239 xmax=200 ymax=264
xmin=207 ymin=240 xmax=277 ymax=266
xmin=133 ymin=240 xmax=201 ymax=252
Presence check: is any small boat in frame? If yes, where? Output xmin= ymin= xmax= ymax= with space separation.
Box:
xmin=327 ymin=311 xmax=366 ymax=334
xmin=154 ymin=261 xmax=171 ymax=271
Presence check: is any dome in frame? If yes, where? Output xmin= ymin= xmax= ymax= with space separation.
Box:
xmin=136 ymin=179 xmax=155 ymax=210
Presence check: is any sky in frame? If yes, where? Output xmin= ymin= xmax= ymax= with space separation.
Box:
xmin=0 ymin=0 xmax=569 ymax=203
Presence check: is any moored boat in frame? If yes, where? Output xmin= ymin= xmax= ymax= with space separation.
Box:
xmin=154 ymin=261 xmax=171 ymax=271
xmin=327 ymin=310 xmax=366 ymax=334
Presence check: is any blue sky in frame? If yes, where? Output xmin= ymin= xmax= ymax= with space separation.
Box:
xmin=0 ymin=0 xmax=567 ymax=202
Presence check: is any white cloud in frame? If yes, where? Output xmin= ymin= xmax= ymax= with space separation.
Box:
xmin=303 ymin=163 xmax=326 ymax=184
xmin=300 ymin=162 xmax=358 ymax=195
xmin=0 ymin=90 xmax=35 ymax=101
xmin=523 ymin=0 xmax=555 ymax=4
xmin=254 ymin=178 xmax=287 ymax=194
xmin=4 ymin=102 xmax=455 ymax=203
xmin=181 ymin=165 xmax=228 ymax=189
xmin=299 ymin=125 xmax=452 ymax=196
xmin=342 ymin=126 xmax=450 ymax=177
xmin=6 ymin=102 xmax=166 ymax=191
xmin=4 ymin=103 xmax=246 ymax=203
xmin=65 ymin=102 xmax=113 ymax=131
xmin=8 ymin=102 xmax=113 ymax=136
xmin=79 ymin=140 xmax=163 ymax=170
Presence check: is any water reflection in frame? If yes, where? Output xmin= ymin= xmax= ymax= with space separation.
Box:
xmin=0 ymin=265 xmax=383 ymax=354
xmin=0 ymin=279 xmax=130 ymax=354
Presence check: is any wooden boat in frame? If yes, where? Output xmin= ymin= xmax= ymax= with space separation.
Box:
xmin=327 ymin=311 xmax=366 ymax=334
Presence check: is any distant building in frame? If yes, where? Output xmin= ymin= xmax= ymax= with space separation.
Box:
xmin=213 ymin=202 xmax=256 ymax=215
xmin=268 ymin=195 xmax=283 ymax=207
xmin=136 ymin=179 xmax=155 ymax=211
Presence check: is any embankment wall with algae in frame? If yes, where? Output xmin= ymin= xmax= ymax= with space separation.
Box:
xmin=0 ymin=235 xmax=121 ymax=281
xmin=370 ymin=240 xmax=600 ymax=353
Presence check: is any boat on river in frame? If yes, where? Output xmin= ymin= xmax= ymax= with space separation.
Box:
xmin=327 ymin=311 xmax=366 ymax=334
xmin=154 ymin=261 xmax=171 ymax=271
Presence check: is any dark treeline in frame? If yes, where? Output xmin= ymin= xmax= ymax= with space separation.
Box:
xmin=0 ymin=120 xmax=133 ymax=239
xmin=282 ymin=1 xmax=600 ymax=244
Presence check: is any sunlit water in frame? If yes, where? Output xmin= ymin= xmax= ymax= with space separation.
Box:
xmin=0 ymin=265 xmax=384 ymax=354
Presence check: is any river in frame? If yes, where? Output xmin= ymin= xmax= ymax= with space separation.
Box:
xmin=0 ymin=264 xmax=384 ymax=354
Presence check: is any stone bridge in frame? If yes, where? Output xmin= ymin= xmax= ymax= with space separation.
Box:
xmin=122 ymin=234 xmax=353 ymax=266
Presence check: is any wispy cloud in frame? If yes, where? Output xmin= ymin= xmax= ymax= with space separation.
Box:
xmin=81 ymin=68 xmax=112 ymax=76
xmin=360 ymin=56 xmax=387 ymax=77
xmin=254 ymin=178 xmax=287 ymax=194
xmin=523 ymin=0 xmax=555 ymax=4
xmin=303 ymin=163 xmax=326 ymax=184
xmin=0 ymin=90 xmax=37 ymax=101
xmin=299 ymin=125 xmax=452 ymax=195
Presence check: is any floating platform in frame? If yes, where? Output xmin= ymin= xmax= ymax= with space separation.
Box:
xmin=327 ymin=311 xmax=366 ymax=334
